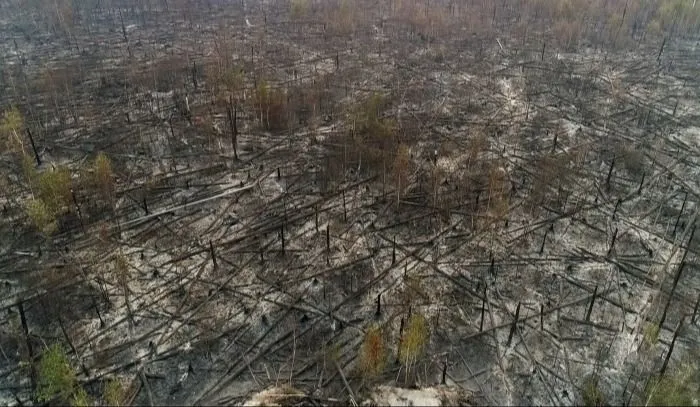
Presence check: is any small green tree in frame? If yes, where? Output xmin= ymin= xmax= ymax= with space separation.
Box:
xmin=22 ymin=153 xmax=38 ymax=188
xmin=36 ymin=165 xmax=72 ymax=215
xmin=347 ymin=93 xmax=399 ymax=178
xmin=25 ymin=198 xmax=58 ymax=235
xmin=23 ymin=164 xmax=73 ymax=234
xmin=37 ymin=344 xmax=77 ymax=403
xmin=398 ymin=313 xmax=429 ymax=370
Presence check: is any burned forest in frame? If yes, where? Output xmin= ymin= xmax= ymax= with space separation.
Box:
xmin=1 ymin=0 xmax=700 ymax=405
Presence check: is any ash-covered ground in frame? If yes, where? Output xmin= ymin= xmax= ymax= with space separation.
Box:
xmin=1 ymin=1 xmax=699 ymax=406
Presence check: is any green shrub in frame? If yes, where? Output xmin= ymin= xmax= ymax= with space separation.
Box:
xmin=93 ymin=152 xmax=114 ymax=202
xmin=352 ymin=93 xmax=393 ymax=137
xmin=345 ymin=93 xmax=399 ymax=177
xmin=37 ymin=344 xmax=77 ymax=403
xmin=25 ymin=198 xmax=58 ymax=235
xmin=1 ymin=106 xmax=24 ymax=152
xmin=399 ymin=313 xmax=429 ymax=368
xmin=36 ymin=165 xmax=72 ymax=215
xmin=23 ymin=163 xmax=73 ymax=234
xmin=642 ymin=322 xmax=660 ymax=348
xmin=581 ymin=374 xmax=606 ymax=407
xmin=71 ymin=387 xmax=92 ymax=407
xmin=22 ymin=153 xmax=38 ymax=186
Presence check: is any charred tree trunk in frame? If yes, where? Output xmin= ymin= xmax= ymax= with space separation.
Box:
xmin=18 ymin=301 xmax=36 ymax=391
xmin=26 ymin=128 xmax=40 ymax=166
xmin=227 ymin=98 xmax=238 ymax=160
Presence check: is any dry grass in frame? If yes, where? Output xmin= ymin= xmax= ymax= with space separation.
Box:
xmin=103 ymin=376 xmax=126 ymax=406
xmin=359 ymin=324 xmax=387 ymax=377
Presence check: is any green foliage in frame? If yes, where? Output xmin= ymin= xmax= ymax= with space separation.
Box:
xmin=353 ymin=93 xmax=390 ymax=133
xmin=255 ymin=79 xmax=270 ymax=106
xmin=642 ymin=322 xmax=660 ymax=348
xmin=653 ymin=0 xmax=700 ymax=34
xmin=360 ymin=95 xmax=396 ymax=142
xmin=22 ymin=153 xmax=38 ymax=187
xmin=36 ymin=165 xmax=72 ymax=215
xmin=0 ymin=106 xmax=23 ymax=134
xmin=359 ymin=324 xmax=386 ymax=377
xmin=581 ymin=374 xmax=606 ymax=407
xmin=347 ymin=93 xmax=399 ymax=176
xmin=37 ymin=344 xmax=77 ymax=403
xmin=1 ymin=106 xmax=24 ymax=152
xmin=645 ymin=362 xmax=700 ymax=406
xmin=104 ymin=377 xmax=125 ymax=406
xmin=93 ymin=152 xmax=114 ymax=202
xmin=25 ymin=198 xmax=58 ymax=235
xmin=399 ymin=313 xmax=429 ymax=367
xmin=290 ymin=0 xmax=309 ymax=19
xmin=71 ymin=387 xmax=91 ymax=407
xmin=22 ymin=162 xmax=73 ymax=235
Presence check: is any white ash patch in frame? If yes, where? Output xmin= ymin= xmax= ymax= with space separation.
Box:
xmin=559 ymin=118 xmax=582 ymax=139
xmin=458 ymin=73 xmax=475 ymax=83
xmin=363 ymin=385 xmax=475 ymax=407
xmin=676 ymin=127 xmax=700 ymax=151
xmin=436 ymin=156 xmax=458 ymax=174
xmin=610 ymin=293 xmax=650 ymax=367
xmin=498 ymin=78 xmax=526 ymax=116
xmin=242 ymin=385 xmax=305 ymax=406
